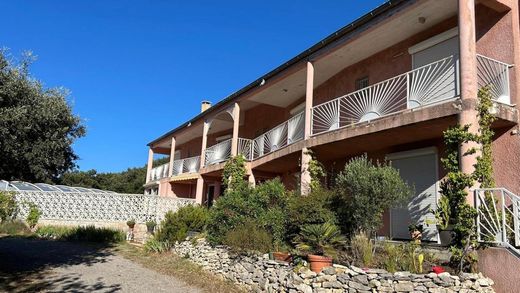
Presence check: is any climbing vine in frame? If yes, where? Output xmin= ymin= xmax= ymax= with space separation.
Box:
xmin=439 ymin=87 xmax=495 ymax=272
xmin=306 ymin=149 xmax=326 ymax=192
xmin=222 ymin=155 xmax=247 ymax=190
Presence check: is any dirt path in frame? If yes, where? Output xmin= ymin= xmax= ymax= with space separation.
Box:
xmin=0 ymin=237 xmax=201 ymax=292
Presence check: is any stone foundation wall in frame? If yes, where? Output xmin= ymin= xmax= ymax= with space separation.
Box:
xmin=172 ymin=239 xmax=495 ymax=293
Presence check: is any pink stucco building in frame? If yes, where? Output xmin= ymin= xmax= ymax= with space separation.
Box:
xmin=144 ymin=0 xmax=520 ymax=244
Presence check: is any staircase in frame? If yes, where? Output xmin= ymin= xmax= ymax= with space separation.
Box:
xmin=475 ymin=188 xmax=520 ymax=255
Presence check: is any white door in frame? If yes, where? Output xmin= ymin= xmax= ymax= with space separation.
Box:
xmin=409 ymin=33 xmax=460 ymax=107
xmin=389 ymin=148 xmax=439 ymax=241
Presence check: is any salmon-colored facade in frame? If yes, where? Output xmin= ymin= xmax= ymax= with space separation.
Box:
xmin=144 ymin=0 xmax=520 ymax=242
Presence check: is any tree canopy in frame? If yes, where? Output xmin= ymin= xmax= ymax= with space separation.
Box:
xmin=0 ymin=50 xmax=85 ymax=182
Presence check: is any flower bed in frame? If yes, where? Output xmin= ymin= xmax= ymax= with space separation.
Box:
xmin=173 ymin=239 xmax=495 ymax=293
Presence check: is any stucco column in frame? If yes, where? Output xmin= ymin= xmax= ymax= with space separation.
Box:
xmin=304 ymin=61 xmax=314 ymax=139
xmin=200 ymin=120 xmax=210 ymax=167
xmin=246 ymin=163 xmax=256 ymax=187
xmin=458 ymin=0 xmax=480 ymax=205
xmin=195 ymin=177 xmax=204 ymax=205
xmin=300 ymin=147 xmax=312 ymax=196
xmin=231 ymin=103 xmax=240 ymax=156
xmin=145 ymin=148 xmax=154 ymax=183
xmin=168 ymin=137 xmax=176 ymax=177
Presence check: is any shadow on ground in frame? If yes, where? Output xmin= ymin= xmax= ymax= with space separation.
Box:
xmin=0 ymin=237 xmax=121 ymax=292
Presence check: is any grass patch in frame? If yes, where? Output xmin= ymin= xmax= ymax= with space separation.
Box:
xmin=36 ymin=225 xmax=125 ymax=244
xmin=0 ymin=220 xmax=32 ymax=236
xmin=115 ymin=243 xmax=244 ymax=293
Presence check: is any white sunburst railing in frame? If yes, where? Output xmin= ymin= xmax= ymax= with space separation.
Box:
xmin=171 ymin=156 xmax=201 ymax=176
xmin=252 ymin=112 xmax=304 ymax=159
xmin=477 ymin=54 xmax=511 ymax=104
xmin=475 ymin=188 xmax=520 ymax=255
xmin=204 ymin=139 xmax=232 ymax=166
xmin=149 ymin=163 xmax=169 ymax=182
xmin=238 ymin=138 xmax=253 ymax=161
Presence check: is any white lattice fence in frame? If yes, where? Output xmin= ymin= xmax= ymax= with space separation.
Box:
xmin=14 ymin=191 xmax=195 ymax=223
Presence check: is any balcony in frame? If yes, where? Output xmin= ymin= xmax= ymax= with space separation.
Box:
xmin=148 ymin=163 xmax=169 ymax=182
xmin=311 ymin=54 xmax=511 ymax=135
xmin=171 ymin=156 xmax=201 ymax=176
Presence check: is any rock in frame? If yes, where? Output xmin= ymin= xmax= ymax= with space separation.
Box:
xmin=322 ymin=267 xmax=336 ymax=275
xmin=348 ymin=281 xmax=371 ymax=291
xmin=477 ymin=278 xmax=490 ymax=287
xmin=322 ymin=281 xmax=343 ymax=289
xmin=369 ymin=279 xmax=381 ymax=288
xmin=394 ymin=281 xmax=414 ymax=292
xmin=295 ymin=284 xmax=312 ymax=293
xmin=350 ymin=265 xmax=366 ymax=274
xmin=300 ymin=269 xmax=317 ymax=279
xmin=337 ymin=273 xmax=350 ymax=284
xmin=352 ymin=274 xmax=369 ymax=285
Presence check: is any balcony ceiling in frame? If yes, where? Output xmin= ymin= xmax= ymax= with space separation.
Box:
xmin=247 ymin=0 xmax=457 ymax=108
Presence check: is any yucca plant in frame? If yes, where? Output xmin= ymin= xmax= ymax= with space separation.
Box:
xmin=294 ymin=222 xmax=346 ymax=257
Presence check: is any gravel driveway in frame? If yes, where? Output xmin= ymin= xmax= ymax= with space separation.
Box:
xmin=0 ymin=237 xmax=201 ymax=293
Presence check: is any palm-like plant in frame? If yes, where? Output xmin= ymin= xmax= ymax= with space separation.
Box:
xmin=294 ymin=222 xmax=346 ymax=257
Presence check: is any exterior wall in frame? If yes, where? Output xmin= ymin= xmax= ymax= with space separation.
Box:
xmin=492 ymin=127 xmax=520 ymax=195
xmin=171 ymin=183 xmax=196 ymax=199
xmin=313 ymin=17 xmax=457 ymax=106
xmin=240 ymin=104 xmax=288 ymax=139
xmin=476 ymin=4 xmax=517 ymax=104
xmin=478 ymin=247 xmax=520 ymax=293
xmin=177 ymin=137 xmax=202 ymax=158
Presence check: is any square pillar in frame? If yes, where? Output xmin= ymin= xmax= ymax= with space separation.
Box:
xmin=200 ymin=120 xmax=210 ymax=167
xmin=300 ymin=147 xmax=312 ymax=196
xmin=168 ymin=137 xmax=176 ymax=177
xmin=146 ymin=148 xmax=154 ymax=183
xmin=231 ymin=103 xmax=241 ymax=156
xmin=458 ymin=0 xmax=480 ymax=204
xmin=304 ymin=61 xmax=314 ymax=139
xmin=195 ymin=177 xmax=204 ymax=204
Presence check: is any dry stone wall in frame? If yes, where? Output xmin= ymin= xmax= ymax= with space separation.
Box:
xmin=172 ymin=239 xmax=495 ymax=293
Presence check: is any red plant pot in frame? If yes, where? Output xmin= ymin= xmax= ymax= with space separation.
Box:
xmin=308 ymin=254 xmax=333 ymax=273
xmin=273 ymin=252 xmax=292 ymax=263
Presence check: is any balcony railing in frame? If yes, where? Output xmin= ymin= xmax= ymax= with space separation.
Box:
xmin=204 ymin=139 xmax=232 ymax=166
xmin=311 ymin=54 xmax=511 ymax=135
xmin=171 ymin=156 xmax=200 ymax=176
xmin=148 ymin=163 xmax=169 ymax=182
xmin=251 ymin=111 xmax=305 ymax=159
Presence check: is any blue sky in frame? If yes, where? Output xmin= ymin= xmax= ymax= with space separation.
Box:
xmin=3 ymin=0 xmax=385 ymax=172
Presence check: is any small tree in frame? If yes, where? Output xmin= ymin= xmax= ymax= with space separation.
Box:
xmin=0 ymin=191 xmax=18 ymax=222
xmin=333 ymin=155 xmax=413 ymax=237
xmin=222 ymin=155 xmax=247 ymax=190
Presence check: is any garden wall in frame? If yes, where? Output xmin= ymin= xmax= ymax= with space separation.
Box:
xmin=172 ymin=239 xmax=495 ymax=293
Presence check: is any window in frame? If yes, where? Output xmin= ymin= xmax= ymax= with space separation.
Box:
xmin=355 ymin=76 xmax=369 ymax=90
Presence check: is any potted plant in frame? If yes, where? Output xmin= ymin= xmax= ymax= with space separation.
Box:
xmin=272 ymin=242 xmax=292 ymax=263
xmin=294 ymin=222 xmax=346 ymax=273
xmin=146 ymin=220 xmax=156 ymax=234
xmin=434 ymin=195 xmax=453 ymax=246
xmin=408 ymin=223 xmax=423 ymax=242
xmin=126 ymin=219 xmax=136 ymax=229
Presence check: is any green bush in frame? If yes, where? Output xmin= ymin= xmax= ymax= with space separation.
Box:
xmin=144 ymin=237 xmax=171 ymax=253
xmin=207 ymin=178 xmax=289 ymax=246
xmin=350 ymin=232 xmax=374 ymax=267
xmin=286 ymin=188 xmax=337 ymax=239
xmin=333 ymin=155 xmax=412 ymax=237
xmin=223 ymin=221 xmax=273 ymax=253
xmin=0 ymin=220 xmax=31 ymax=235
xmin=36 ymin=225 xmax=125 ymax=243
xmin=26 ymin=203 xmax=41 ymax=228
xmin=156 ymin=205 xmax=209 ymax=244
xmin=0 ymin=191 xmax=18 ymax=222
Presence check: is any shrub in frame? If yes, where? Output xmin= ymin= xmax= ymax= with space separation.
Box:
xmin=0 ymin=191 xmax=18 ymax=222
xmin=0 ymin=220 xmax=31 ymax=235
xmin=146 ymin=220 xmax=157 ymax=232
xmin=223 ymin=221 xmax=273 ymax=253
xmin=294 ymin=222 xmax=346 ymax=258
xmin=36 ymin=225 xmax=125 ymax=243
xmin=333 ymin=155 xmax=413 ymax=237
xmin=286 ymin=188 xmax=337 ymax=239
xmin=207 ymin=178 xmax=289 ymax=246
xmin=144 ymin=237 xmax=171 ymax=253
xmin=156 ymin=205 xmax=209 ymax=244
xmin=349 ymin=232 xmax=374 ymax=267
xmin=126 ymin=219 xmax=136 ymax=228
xmin=26 ymin=203 xmax=41 ymax=228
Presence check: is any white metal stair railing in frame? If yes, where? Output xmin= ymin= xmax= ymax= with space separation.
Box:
xmin=149 ymin=163 xmax=169 ymax=182
xmin=476 ymin=54 xmax=511 ymax=104
xmin=252 ymin=112 xmax=305 ymax=159
xmin=475 ymin=188 xmax=520 ymax=254
xmin=204 ymin=139 xmax=232 ymax=166
xmin=238 ymin=138 xmax=253 ymax=161
xmin=171 ymin=159 xmax=184 ymax=176
xmin=311 ymin=56 xmax=456 ymax=135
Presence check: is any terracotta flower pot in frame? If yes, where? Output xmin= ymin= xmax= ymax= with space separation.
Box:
xmin=273 ymin=252 xmax=292 ymax=263
xmin=308 ymin=254 xmax=333 ymax=273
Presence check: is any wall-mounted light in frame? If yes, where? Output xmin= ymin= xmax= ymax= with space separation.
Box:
xmin=418 ymin=17 xmax=426 ymax=24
